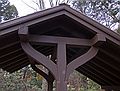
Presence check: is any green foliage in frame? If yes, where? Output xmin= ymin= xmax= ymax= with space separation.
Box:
xmin=68 ymin=71 xmax=101 ymax=91
xmin=0 ymin=67 xmax=101 ymax=91
xmin=0 ymin=0 xmax=18 ymax=22
xmin=0 ymin=67 xmax=43 ymax=91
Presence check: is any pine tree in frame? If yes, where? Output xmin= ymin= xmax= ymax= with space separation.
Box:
xmin=0 ymin=0 xmax=18 ymax=22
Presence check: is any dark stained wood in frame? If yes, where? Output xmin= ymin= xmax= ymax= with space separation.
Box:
xmin=85 ymin=62 xmax=119 ymax=85
xmin=6 ymin=60 xmax=29 ymax=73
xmin=56 ymin=43 xmax=67 ymax=91
xmin=91 ymin=59 xmax=120 ymax=82
xmin=76 ymin=68 xmax=106 ymax=85
xmin=66 ymin=46 xmax=98 ymax=79
xmin=78 ymin=66 xmax=112 ymax=85
xmin=18 ymin=25 xmax=29 ymax=42
xmin=31 ymin=64 xmax=49 ymax=81
xmin=21 ymin=42 xmax=57 ymax=78
xmin=101 ymin=86 xmax=120 ymax=90
xmin=0 ymin=4 xmax=120 ymax=91
xmin=29 ymin=35 xmax=91 ymax=46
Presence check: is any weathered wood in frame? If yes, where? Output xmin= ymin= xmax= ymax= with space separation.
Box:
xmin=21 ymin=42 xmax=57 ymax=78
xmin=29 ymin=35 xmax=91 ymax=46
xmin=101 ymin=86 xmax=120 ymax=91
xmin=56 ymin=43 xmax=67 ymax=91
xmin=66 ymin=46 xmax=98 ymax=80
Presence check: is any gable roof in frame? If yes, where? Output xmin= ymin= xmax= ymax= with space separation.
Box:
xmin=0 ymin=4 xmax=120 ymax=86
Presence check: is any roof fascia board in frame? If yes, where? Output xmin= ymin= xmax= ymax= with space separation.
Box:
xmin=0 ymin=4 xmax=68 ymax=30
xmin=0 ymin=10 xmax=65 ymax=36
xmin=63 ymin=6 xmax=120 ymax=42
xmin=0 ymin=4 xmax=120 ymax=45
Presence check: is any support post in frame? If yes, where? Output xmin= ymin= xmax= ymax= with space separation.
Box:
xmin=56 ymin=43 xmax=67 ymax=91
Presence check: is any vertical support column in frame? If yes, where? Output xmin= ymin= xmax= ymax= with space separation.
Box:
xmin=56 ymin=43 xmax=67 ymax=91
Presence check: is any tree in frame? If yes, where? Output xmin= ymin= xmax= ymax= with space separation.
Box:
xmin=21 ymin=0 xmax=72 ymax=11
xmin=72 ymin=0 xmax=120 ymax=29
xmin=0 ymin=0 xmax=18 ymax=22
xmin=21 ymin=0 xmax=119 ymax=29
xmin=117 ymin=23 xmax=120 ymax=33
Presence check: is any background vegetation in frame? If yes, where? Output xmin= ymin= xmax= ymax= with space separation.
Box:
xmin=0 ymin=0 xmax=119 ymax=91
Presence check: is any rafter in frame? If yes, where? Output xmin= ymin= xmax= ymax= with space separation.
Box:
xmin=78 ymin=66 xmax=112 ymax=85
xmin=5 ymin=60 xmax=29 ymax=72
xmin=85 ymin=62 xmax=119 ymax=85
xmin=76 ymin=68 xmax=106 ymax=85
xmin=101 ymin=86 xmax=120 ymax=90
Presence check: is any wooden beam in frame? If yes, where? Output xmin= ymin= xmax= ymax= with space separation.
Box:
xmin=94 ymin=57 xmax=120 ymax=81
xmin=56 ymin=43 xmax=67 ymax=91
xmin=31 ymin=64 xmax=49 ymax=81
xmin=2 ymin=57 xmax=27 ymax=69
xmin=18 ymin=25 xmax=28 ymax=42
xmin=63 ymin=10 xmax=120 ymax=46
xmin=5 ymin=60 xmax=29 ymax=72
xmin=66 ymin=46 xmax=98 ymax=79
xmin=29 ymin=35 xmax=91 ymax=46
xmin=101 ymin=86 xmax=120 ymax=90
xmin=0 ymin=45 xmax=41 ymax=65
xmin=0 ymin=41 xmax=19 ymax=50
xmin=86 ymin=62 xmax=119 ymax=85
xmin=79 ymin=66 xmax=112 ymax=85
xmin=8 ymin=61 xmax=29 ymax=73
xmin=83 ymin=64 xmax=116 ymax=85
xmin=100 ymin=48 xmax=120 ymax=63
xmin=76 ymin=68 xmax=106 ymax=85
xmin=0 ymin=53 xmax=24 ymax=64
xmin=21 ymin=42 xmax=57 ymax=78
xmin=0 ymin=48 xmax=22 ymax=59
xmin=91 ymin=34 xmax=106 ymax=47
xmin=0 ymin=50 xmax=24 ymax=64
xmin=3 ymin=58 xmax=28 ymax=70
xmin=96 ymin=56 xmax=120 ymax=75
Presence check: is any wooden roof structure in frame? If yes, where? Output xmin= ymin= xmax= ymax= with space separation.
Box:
xmin=0 ymin=4 xmax=120 ymax=91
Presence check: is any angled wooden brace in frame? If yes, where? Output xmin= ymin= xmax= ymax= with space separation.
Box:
xmin=18 ymin=25 xmax=57 ymax=79
xmin=66 ymin=34 xmax=106 ymax=80
xmin=31 ymin=64 xmax=49 ymax=81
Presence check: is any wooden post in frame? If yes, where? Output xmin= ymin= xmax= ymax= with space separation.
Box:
xmin=56 ymin=43 xmax=67 ymax=91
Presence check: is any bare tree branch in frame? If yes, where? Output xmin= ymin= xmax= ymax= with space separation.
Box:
xmin=21 ymin=0 xmax=38 ymax=11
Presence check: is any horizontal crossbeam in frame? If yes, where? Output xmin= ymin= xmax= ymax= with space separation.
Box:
xmin=29 ymin=35 xmax=91 ymax=46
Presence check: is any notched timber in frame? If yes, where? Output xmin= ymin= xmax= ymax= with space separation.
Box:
xmin=18 ymin=25 xmax=28 ymax=42
xmin=91 ymin=34 xmax=106 ymax=47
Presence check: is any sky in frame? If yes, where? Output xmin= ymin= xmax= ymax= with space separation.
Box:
xmin=9 ymin=0 xmax=37 ymax=16
xmin=9 ymin=0 xmax=70 ymax=16
xmin=9 ymin=0 xmax=119 ymax=30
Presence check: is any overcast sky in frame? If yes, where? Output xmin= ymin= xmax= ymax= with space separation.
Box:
xmin=9 ymin=0 xmax=119 ymax=30
xmin=9 ymin=0 xmax=70 ymax=16
xmin=9 ymin=0 xmax=36 ymax=16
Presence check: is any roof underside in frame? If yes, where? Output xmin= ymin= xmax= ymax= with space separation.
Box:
xmin=0 ymin=4 xmax=120 ymax=86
